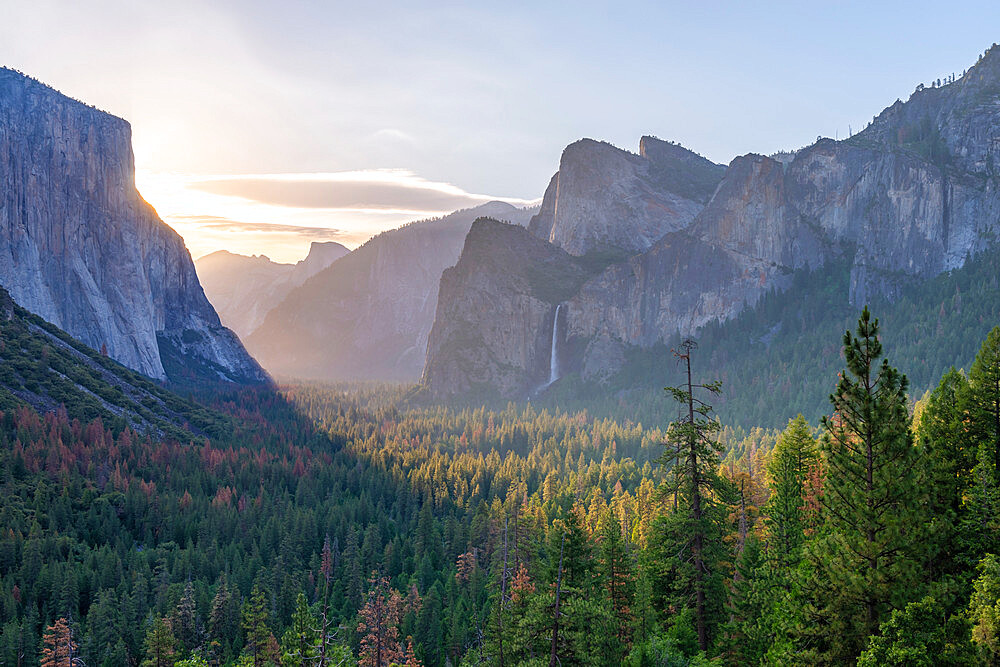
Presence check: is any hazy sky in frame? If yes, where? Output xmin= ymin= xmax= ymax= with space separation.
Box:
xmin=4 ymin=1 xmax=999 ymax=262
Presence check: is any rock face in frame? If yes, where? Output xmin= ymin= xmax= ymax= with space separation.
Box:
xmin=528 ymin=137 xmax=724 ymax=256
xmin=247 ymin=201 xmax=536 ymax=381
xmin=422 ymin=219 xmax=590 ymax=399
xmin=0 ymin=68 xmax=267 ymax=384
xmin=423 ymin=46 xmax=1000 ymax=399
xmin=196 ymin=241 xmax=349 ymax=340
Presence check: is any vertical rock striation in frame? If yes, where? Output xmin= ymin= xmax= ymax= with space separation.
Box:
xmin=0 ymin=68 xmax=267 ymax=384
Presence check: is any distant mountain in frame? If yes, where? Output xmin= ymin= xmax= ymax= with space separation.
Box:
xmin=247 ymin=201 xmax=537 ymax=381
xmin=0 ymin=286 xmax=232 ymax=439
xmin=421 ymin=45 xmax=1000 ymax=404
xmin=0 ymin=68 xmax=267 ymax=385
xmin=196 ymin=241 xmax=349 ymax=340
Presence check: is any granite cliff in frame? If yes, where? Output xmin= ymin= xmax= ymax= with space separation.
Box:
xmin=423 ymin=45 xmax=1000 ymax=399
xmin=422 ymin=218 xmax=592 ymax=399
xmin=528 ymin=137 xmax=724 ymax=256
xmin=0 ymin=68 xmax=267 ymax=384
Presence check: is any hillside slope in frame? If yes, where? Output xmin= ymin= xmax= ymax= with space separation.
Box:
xmin=0 ymin=287 xmax=231 ymax=439
xmin=196 ymin=241 xmax=349 ymax=339
xmin=248 ymin=201 xmax=536 ymax=381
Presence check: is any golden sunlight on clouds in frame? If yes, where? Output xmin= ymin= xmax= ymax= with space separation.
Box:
xmin=135 ymin=170 xmax=539 ymax=264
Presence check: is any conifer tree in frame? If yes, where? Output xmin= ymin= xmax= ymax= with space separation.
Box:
xmin=40 ymin=617 xmax=77 ymax=667
xmin=718 ymin=535 xmax=770 ymax=667
xmin=917 ymin=368 xmax=977 ymax=575
xmin=657 ymin=339 xmax=730 ymax=651
xmin=765 ymin=415 xmax=818 ymax=574
xmin=968 ymin=326 xmax=1000 ymax=479
xmin=802 ymin=307 xmax=923 ymax=663
xmin=280 ymin=593 xmax=320 ymax=666
xmin=357 ymin=573 xmax=404 ymax=667
xmin=173 ymin=580 xmax=201 ymax=656
xmin=142 ymin=617 xmax=176 ymax=667
xmin=208 ymin=577 xmax=240 ymax=662
xmin=598 ymin=510 xmax=635 ymax=648
xmin=242 ymin=585 xmax=276 ymax=667
xmin=968 ymin=553 xmax=1000 ymax=663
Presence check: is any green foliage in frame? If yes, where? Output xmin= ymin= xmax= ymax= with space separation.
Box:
xmin=969 ymin=554 xmax=1000 ymax=664
xmin=5 ymin=301 xmax=1000 ymax=665
xmin=764 ymin=415 xmax=818 ymax=572
xmin=800 ymin=309 xmax=924 ymax=662
xmin=143 ymin=616 xmax=176 ymax=667
xmin=858 ymin=596 xmax=973 ymax=666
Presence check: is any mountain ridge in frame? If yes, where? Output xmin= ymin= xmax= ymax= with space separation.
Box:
xmin=247 ymin=201 xmax=537 ymax=381
xmin=422 ymin=45 xmax=1000 ymax=402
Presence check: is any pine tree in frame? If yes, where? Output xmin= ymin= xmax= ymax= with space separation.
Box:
xmin=657 ymin=339 xmax=731 ymax=651
xmin=801 ymin=307 xmax=923 ymax=663
xmin=765 ymin=415 xmax=818 ymax=574
xmin=142 ymin=617 xmax=176 ymax=667
xmin=718 ymin=535 xmax=771 ymax=666
xmin=968 ymin=326 xmax=1000 ymax=479
xmin=598 ymin=510 xmax=635 ymax=649
xmin=858 ymin=596 xmax=973 ymax=666
xmin=917 ymin=368 xmax=977 ymax=575
xmin=280 ymin=593 xmax=320 ymax=666
xmin=403 ymin=637 xmax=421 ymax=666
xmin=40 ymin=617 xmax=77 ymax=667
xmin=968 ymin=553 xmax=1000 ymax=663
xmin=357 ymin=573 xmax=404 ymax=667
xmin=173 ymin=581 xmax=201 ymax=656
xmin=242 ymin=585 xmax=275 ymax=667
xmin=208 ymin=577 xmax=239 ymax=661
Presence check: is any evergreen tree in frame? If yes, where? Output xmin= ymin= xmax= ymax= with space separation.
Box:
xmin=968 ymin=553 xmax=1000 ymax=664
xmin=598 ymin=510 xmax=635 ymax=649
xmin=857 ymin=596 xmax=973 ymax=666
xmin=242 ymin=585 xmax=276 ymax=667
xmin=718 ymin=535 xmax=770 ymax=666
xmin=280 ymin=593 xmax=320 ymax=666
xmin=917 ymin=368 xmax=977 ymax=576
xmin=208 ymin=577 xmax=240 ymax=661
xmin=357 ymin=574 xmax=404 ymax=667
xmin=801 ymin=308 xmax=923 ymax=663
xmin=173 ymin=581 xmax=201 ymax=656
xmin=143 ymin=617 xmax=176 ymax=667
xmin=764 ymin=414 xmax=817 ymax=574
xmin=968 ymin=326 xmax=1000 ymax=479
xmin=656 ymin=339 xmax=731 ymax=651
xmin=40 ymin=617 xmax=78 ymax=667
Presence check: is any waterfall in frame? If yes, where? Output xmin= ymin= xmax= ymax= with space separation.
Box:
xmin=548 ymin=303 xmax=563 ymax=385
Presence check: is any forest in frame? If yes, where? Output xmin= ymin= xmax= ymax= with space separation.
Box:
xmin=3 ymin=307 xmax=1000 ymax=666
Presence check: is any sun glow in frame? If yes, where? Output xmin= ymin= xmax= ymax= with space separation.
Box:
xmin=135 ymin=169 xmax=539 ymax=263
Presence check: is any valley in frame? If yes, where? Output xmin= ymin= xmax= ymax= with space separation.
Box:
xmin=3 ymin=23 xmax=1000 ymax=667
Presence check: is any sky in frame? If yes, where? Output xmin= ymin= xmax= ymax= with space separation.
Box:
xmin=4 ymin=1 xmax=1000 ymax=262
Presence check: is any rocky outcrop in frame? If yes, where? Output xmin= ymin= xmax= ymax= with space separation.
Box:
xmin=422 ymin=45 xmax=1000 ymax=399
xmin=422 ymin=219 xmax=591 ymax=399
xmin=196 ymin=241 xmax=349 ymax=339
xmin=528 ymin=138 xmax=724 ymax=256
xmin=247 ymin=201 xmax=536 ymax=381
xmin=0 ymin=68 xmax=267 ymax=384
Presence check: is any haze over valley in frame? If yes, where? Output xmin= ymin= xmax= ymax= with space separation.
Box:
xmin=5 ymin=5 xmax=1000 ymax=666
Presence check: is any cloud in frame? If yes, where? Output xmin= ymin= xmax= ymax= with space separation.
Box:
xmin=169 ymin=215 xmax=349 ymax=239
xmin=163 ymin=215 xmax=361 ymax=264
xmin=187 ymin=170 xmax=537 ymax=213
